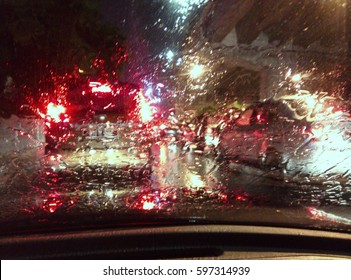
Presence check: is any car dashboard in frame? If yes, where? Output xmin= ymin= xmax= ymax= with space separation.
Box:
xmin=1 ymin=224 xmax=351 ymax=259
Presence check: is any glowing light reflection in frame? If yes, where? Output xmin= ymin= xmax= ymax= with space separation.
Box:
xmin=308 ymin=207 xmax=351 ymax=225
xmin=189 ymin=64 xmax=205 ymax=79
xmin=168 ymin=0 xmax=209 ymax=30
xmin=92 ymin=84 xmax=112 ymax=93
xmin=166 ymin=50 xmax=175 ymax=60
xmin=291 ymin=73 xmax=302 ymax=83
xmin=186 ymin=172 xmax=205 ymax=189
xmin=142 ymin=201 xmax=156 ymax=210
xmin=47 ymin=103 xmax=66 ymax=122
xmin=160 ymin=144 xmax=167 ymax=164
xmin=303 ymin=125 xmax=351 ymax=177
xmin=138 ymin=92 xmax=153 ymax=123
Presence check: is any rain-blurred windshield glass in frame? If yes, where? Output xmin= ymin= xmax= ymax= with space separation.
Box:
xmin=1 ymin=0 xmax=351 ymax=234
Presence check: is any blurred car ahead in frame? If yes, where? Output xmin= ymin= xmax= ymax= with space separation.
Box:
xmin=43 ymin=81 xmax=140 ymax=152
xmin=218 ymin=95 xmax=351 ymax=178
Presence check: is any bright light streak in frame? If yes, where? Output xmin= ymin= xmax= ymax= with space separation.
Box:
xmin=304 ymin=95 xmax=317 ymax=110
xmin=47 ymin=103 xmax=66 ymax=122
xmin=92 ymin=84 xmax=112 ymax=93
xmin=168 ymin=143 xmax=178 ymax=153
xmin=172 ymin=0 xmax=190 ymax=6
xmin=278 ymin=92 xmax=332 ymax=121
xmin=311 ymin=125 xmax=325 ymax=138
xmin=170 ymin=0 xmax=208 ymax=10
xmin=205 ymin=134 xmax=219 ymax=147
xmin=189 ymin=64 xmax=205 ymax=79
xmin=106 ymin=148 xmax=122 ymax=165
xmin=142 ymin=201 xmax=156 ymax=210
xmin=138 ymin=92 xmax=153 ymax=123
xmin=160 ymin=144 xmax=167 ymax=164
xmin=286 ymin=69 xmax=292 ymax=78
xmin=166 ymin=50 xmax=175 ymax=60
xmin=106 ymin=189 xmax=113 ymax=198
xmin=145 ymin=87 xmax=153 ymax=97
xmin=190 ymin=174 xmax=205 ymax=188
xmin=308 ymin=207 xmax=351 ymax=225
xmin=186 ymin=172 xmax=205 ymax=189
xmin=304 ymin=125 xmax=351 ymax=177
xmin=89 ymin=81 xmax=101 ymax=87
xmin=168 ymin=0 xmax=209 ymax=32
xmin=291 ymin=73 xmax=302 ymax=83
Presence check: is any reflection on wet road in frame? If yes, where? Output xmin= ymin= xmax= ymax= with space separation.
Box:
xmin=1 ymin=139 xmax=351 ymax=233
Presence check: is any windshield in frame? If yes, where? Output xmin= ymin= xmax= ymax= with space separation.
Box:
xmin=1 ymin=0 xmax=351 ymax=235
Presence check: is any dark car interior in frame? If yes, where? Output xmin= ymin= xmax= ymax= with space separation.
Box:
xmin=1 ymin=224 xmax=351 ymax=259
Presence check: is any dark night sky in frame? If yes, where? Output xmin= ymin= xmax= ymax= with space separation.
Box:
xmin=101 ymin=0 xmax=181 ymax=49
xmin=100 ymin=0 xmax=208 ymax=84
xmin=100 ymin=0 xmax=187 ymax=82
xmin=101 ymin=0 xmax=130 ymax=33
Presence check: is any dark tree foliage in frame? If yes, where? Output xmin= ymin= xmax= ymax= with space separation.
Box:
xmin=0 ymin=0 xmax=125 ymax=98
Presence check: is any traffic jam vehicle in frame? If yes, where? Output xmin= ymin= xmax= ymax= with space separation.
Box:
xmin=42 ymin=81 xmax=141 ymax=152
xmin=218 ymin=94 xmax=351 ymax=178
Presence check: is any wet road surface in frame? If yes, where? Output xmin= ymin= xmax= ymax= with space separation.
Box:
xmin=1 ymin=138 xmax=351 ymax=234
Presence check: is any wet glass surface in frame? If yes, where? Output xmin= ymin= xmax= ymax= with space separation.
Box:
xmin=1 ymin=0 xmax=351 ymax=234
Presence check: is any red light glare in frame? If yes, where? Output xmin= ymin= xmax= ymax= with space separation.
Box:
xmin=42 ymin=194 xmax=63 ymax=213
xmin=236 ymin=195 xmax=244 ymax=201
xmin=47 ymin=103 xmax=66 ymax=122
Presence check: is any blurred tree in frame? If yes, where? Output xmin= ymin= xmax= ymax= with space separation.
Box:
xmin=0 ymin=0 xmax=126 ymax=100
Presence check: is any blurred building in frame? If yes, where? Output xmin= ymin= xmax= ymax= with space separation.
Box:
xmin=179 ymin=0 xmax=347 ymax=107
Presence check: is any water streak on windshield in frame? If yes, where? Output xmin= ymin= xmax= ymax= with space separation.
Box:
xmin=1 ymin=0 xmax=351 ymax=234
